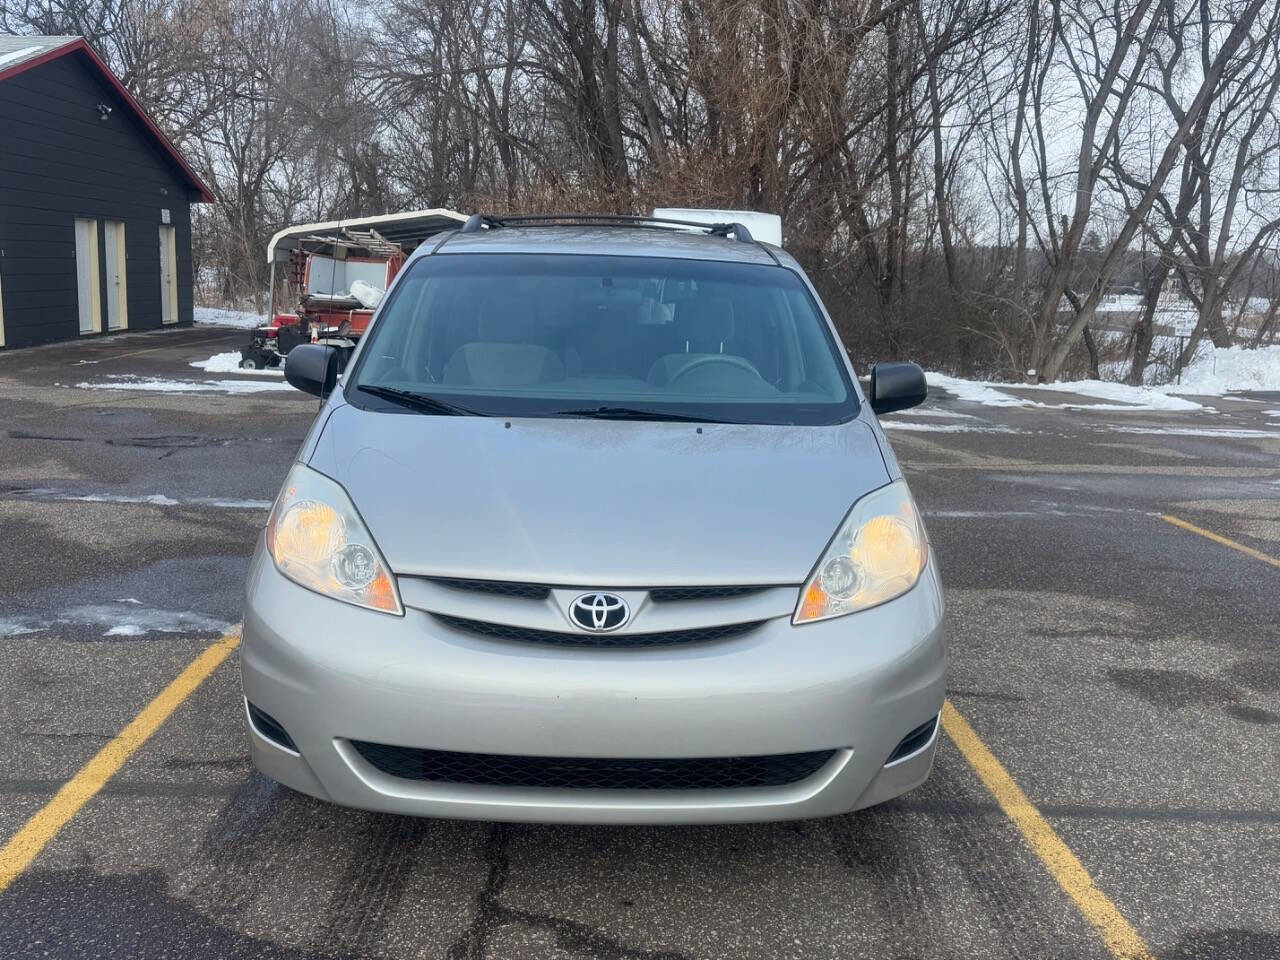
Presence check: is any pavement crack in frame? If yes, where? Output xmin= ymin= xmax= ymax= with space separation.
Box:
xmin=446 ymin=824 xmax=691 ymax=960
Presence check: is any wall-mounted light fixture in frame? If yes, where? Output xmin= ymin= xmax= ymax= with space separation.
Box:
xmin=97 ymin=102 xmax=112 ymax=121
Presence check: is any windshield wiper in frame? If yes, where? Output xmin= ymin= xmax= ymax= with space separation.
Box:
xmin=551 ymin=405 xmax=729 ymax=423
xmin=357 ymin=385 xmax=484 ymax=417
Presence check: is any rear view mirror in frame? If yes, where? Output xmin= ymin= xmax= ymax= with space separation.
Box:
xmin=285 ymin=344 xmax=340 ymax=398
xmin=869 ymin=361 xmax=927 ymax=415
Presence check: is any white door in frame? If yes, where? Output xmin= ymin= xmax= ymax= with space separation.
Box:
xmin=75 ymin=218 xmax=102 ymax=334
xmin=158 ymin=225 xmax=178 ymax=325
xmin=104 ymin=220 xmax=128 ymax=330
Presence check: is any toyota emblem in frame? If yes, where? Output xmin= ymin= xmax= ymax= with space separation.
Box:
xmin=569 ymin=593 xmax=630 ymax=632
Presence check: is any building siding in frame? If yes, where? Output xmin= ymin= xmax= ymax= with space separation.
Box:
xmin=0 ymin=51 xmax=199 ymax=348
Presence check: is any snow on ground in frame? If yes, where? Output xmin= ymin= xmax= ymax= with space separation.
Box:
xmin=1026 ymin=379 xmax=1204 ymax=411
xmin=924 ymin=373 xmax=1042 ymax=407
xmin=194 ymin=306 xmax=265 ymax=329
xmin=924 ymin=372 xmax=1201 ymax=411
xmin=928 ymin=345 xmax=1279 ymax=411
xmin=190 ymin=350 xmax=283 ymax=376
xmin=880 ymin=420 xmax=1022 ymax=434
xmin=0 ymin=601 xmax=231 ymax=639
xmin=1105 ymin=425 xmax=1280 ymax=439
xmin=13 ymin=488 xmax=272 ymax=510
xmin=1171 ymin=344 xmax=1280 ymax=395
xmin=75 ymin=374 xmax=293 ymax=394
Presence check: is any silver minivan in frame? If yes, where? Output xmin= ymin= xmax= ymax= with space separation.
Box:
xmin=242 ymin=214 xmax=946 ymax=824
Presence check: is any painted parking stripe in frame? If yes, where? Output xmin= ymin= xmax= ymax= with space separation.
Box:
xmin=0 ymin=629 xmax=240 ymax=894
xmin=942 ymin=701 xmax=1155 ymax=960
xmin=1161 ymin=514 xmax=1280 ymax=570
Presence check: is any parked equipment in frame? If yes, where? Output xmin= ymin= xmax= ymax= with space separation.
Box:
xmin=241 ymin=209 xmax=467 ymax=370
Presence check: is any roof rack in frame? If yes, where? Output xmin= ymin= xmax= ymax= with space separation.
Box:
xmin=458 ymin=213 xmax=756 ymax=245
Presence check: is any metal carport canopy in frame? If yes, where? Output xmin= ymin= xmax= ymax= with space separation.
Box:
xmin=264 ymin=208 xmax=468 ymax=263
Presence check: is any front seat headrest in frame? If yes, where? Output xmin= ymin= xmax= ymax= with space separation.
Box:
xmin=477 ymin=294 xmax=529 ymax=342
xmin=673 ymin=297 xmax=735 ymax=352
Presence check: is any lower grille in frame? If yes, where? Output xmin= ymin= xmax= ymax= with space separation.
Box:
xmin=433 ymin=613 xmax=764 ymax=647
xmin=350 ymin=742 xmax=836 ymax=790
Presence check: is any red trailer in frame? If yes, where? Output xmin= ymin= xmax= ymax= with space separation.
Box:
xmin=241 ymin=209 xmax=467 ymax=369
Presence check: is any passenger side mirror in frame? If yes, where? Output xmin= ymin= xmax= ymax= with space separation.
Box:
xmin=869 ymin=361 xmax=927 ymax=415
xmin=285 ymin=344 xmax=340 ymax=398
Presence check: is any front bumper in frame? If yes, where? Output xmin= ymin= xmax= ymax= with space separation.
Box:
xmin=240 ymin=543 xmax=947 ymax=823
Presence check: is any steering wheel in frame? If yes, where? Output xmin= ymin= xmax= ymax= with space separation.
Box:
xmin=667 ymin=354 xmax=764 ymax=387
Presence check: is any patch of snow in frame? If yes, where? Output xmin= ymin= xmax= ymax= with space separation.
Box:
xmin=194 ymin=306 xmax=267 ymax=329
xmin=881 ymin=420 xmax=1021 ymax=434
xmin=0 ymin=619 xmax=41 ymax=637
xmin=1106 ymin=425 xmax=1280 ymax=439
xmin=0 ymin=45 xmax=41 ymax=67
xmin=76 ymin=374 xmax=293 ymax=395
xmin=190 ymin=351 xmax=283 ymax=376
xmin=14 ymin=488 xmax=272 ymax=510
xmin=924 ymin=373 xmax=1042 ymax=407
xmin=890 ymin=407 xmax=980 ymax=420
xmin=1266 ymin=410 xmax=1280 ymax=417
xmin=1028 ymin=380 xmax=1204 ymax=412
xmin=114 ymin=598 xmax=143 ymax=605
xmin=926 ymin=371 xmax=1202 ymax=411
xmin=60 ymin=605 xmax=230 ymax=637
xmin=0 ymin=605 xmax=230 ymax=639
xmin=1162 ymin=345 xmax=1280 ymax=395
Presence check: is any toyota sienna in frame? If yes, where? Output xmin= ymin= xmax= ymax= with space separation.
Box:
xmin=241 ymin=213 xmax=946 ymax=823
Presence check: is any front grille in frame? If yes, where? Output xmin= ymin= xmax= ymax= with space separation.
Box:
xmin=350 ymin=742 xmax=836 ymax=790
xmin=648 ymin=585 xmax=771 ymax=602
xmin=430 ymin=577 xmax=552 ymax=600
xmin=425 ymin=578 xmax=770 ymax=604
xmin=433 ymin=613 xmax=763 ymax=647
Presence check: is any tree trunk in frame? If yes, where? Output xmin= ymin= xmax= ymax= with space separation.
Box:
xmin=1082 ymin=324 xmax=1100 ymax=380
xmin=1127 ymin=253 xmax=1173 ymax=385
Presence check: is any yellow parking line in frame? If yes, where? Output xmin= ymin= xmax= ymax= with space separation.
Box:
xmin=0 ymin=629 xmax=241 ymax=895
xmin=1161 ymin=514 xmax=1280 ymax=570
xmin=942 ymin=701 xmax=1155 ymax=960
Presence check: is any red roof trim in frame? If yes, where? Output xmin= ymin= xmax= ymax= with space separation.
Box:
xmin=0 ymin=38 xmax=215 ymax=203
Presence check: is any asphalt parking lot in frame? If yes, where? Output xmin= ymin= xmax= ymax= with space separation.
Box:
xmin=1 ymin=326 xmax=1277 ymax=960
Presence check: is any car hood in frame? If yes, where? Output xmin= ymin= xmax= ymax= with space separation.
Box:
xmin=307 ymin=404 xmax=891 ymax=585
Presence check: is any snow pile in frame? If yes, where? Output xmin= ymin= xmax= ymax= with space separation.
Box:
xmin=1165 ymin=345 xmax=1280 ymax=395
xmin=925 ymin=372 xmax=1203 ymax=411
xmin=924 ymin=373 xmax=1041 ymax=407
xmin=1030 ymin=379 xmax=1203 ymax=411
xmin=194 ymin=306 xmax=265 ymax=329
xmin=76 ymin=374 xmax=294 ymax=394
xmin=190 ymin=351 xmax=283 ymax=376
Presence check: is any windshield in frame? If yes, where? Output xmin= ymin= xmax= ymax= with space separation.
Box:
xmin=346 ymin=253 xmax=857 ymax=425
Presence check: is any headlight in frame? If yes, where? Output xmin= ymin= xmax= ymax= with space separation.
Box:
xmin=794 ymin=479 xmax=928 ymax=624
xmin=266 ymin=463 xmax=403 ymax=615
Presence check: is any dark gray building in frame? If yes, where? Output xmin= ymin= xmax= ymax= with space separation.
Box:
xmin=0 ymin=35 xmax=214 ymax=349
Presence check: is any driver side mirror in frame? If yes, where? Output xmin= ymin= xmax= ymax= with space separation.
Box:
xmin=285 ymin=344 xmax=340 ymax=398
xmin=869 ymin=361 xmax=927 ymax=415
